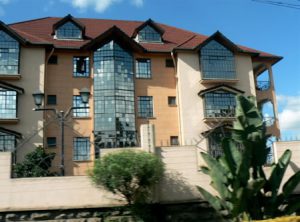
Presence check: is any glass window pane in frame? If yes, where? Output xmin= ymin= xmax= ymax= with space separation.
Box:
xmin=56 ymin=21 xmax=82 ymax=39
xmin=138 ymin=96 xmax=153 ymax=118
xmin=0 ymin=131 xmax=15 ymax=152
xmin=0 ymin=31 xmax=19 ymax=75
xmin=138 ymin=25 xmax=161 ymax=42
xmin=73 ymin=95 xmax=89 ymax=117
xmin=0 ymin=87 xmax=17 ymax=119
xmin=200 ymin=40 xmax=236 ymax=79
xmin=73 ymin=137 xmax=90 ymax=161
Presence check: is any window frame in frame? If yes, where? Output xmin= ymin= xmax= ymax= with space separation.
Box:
xmin=47 ymin=95 xmax=57 ymax=105
xmin=73 ymin=137 xmax=90 ymax=161
xmin=203 ymin=90 xmax=236 ymax=118
xmin=0 ymin=131 xmax=16 ymax=152
xmin=0 ymin=30 xmax=20 ymax=75
xmin=137 ymin=25 xmax=162 ymax=43
xmin=73 ymin=56 xmax=90 ymax=77
xmin=200 ymin=40 xmax=236 ymax=80
xmin=135 ymin=58 xmax=151 ymax=79
xmin=168 ymin=96 xmax=176 ymax=106
xmin=72 ymin=95 xmax=89 ymax=118
xmin=46 ymin=137 xmax=57 ymax=148
xmin=0 ymin=87 xmax=18 ymax=119
xmin=55 ymin=21 xmax=82 ymax=40
xmin=170 ymin=136 xmax=179 ymax=146
xmin=137 ymin=96 xmax=154 ymax=118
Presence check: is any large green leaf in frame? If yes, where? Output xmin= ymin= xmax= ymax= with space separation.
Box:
xmin=267 ymin=150 xmax=291 ymax=199
xmin=282 ymin=170 xmax=300 ymax=198
xmin=197 ymin=186 xmax=223 ymax=211
xmin=284 ymin=198 xmax=300 ymax=215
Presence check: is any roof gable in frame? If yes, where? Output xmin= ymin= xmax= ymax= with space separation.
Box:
xmin=82 ymin=25 xmax=145 ymax=52
xmin=52 ymin=14 xmax=85 ymax=38
xmin=0 ymin=20 xmax=27 ymax=45
xmin=133 ymin=19 xmax=164 ymax=38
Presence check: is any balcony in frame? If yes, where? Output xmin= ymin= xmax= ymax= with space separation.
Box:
xmin=256 ymin=81 xmax=270 ymax=91
xmin=204 ymin=108 xmax=236 ymax=122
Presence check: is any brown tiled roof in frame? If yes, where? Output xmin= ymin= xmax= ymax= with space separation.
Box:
xmin=8 ymin=16 xmax=280 ymax=59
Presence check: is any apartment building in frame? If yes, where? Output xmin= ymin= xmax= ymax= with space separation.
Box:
xmin=0 ymin=15 xmax=282 ymax=175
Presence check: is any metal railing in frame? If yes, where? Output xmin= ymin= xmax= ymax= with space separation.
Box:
xmin=256 ymin=81 xmax=270 ymax=91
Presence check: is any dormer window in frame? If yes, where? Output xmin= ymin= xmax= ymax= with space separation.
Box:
xmin=137 ymin=25 xmax=162 ymax=43
xmin=200 ymin=40 xmax=236 ymax=79
xmin=55 ymin=21 xmax=82 ymax=40
xmin=0 ymin=30 xmax=19 ymax=75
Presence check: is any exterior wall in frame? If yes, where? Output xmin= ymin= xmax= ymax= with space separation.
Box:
xmin=176 ymin=52 xmax=256 ymax=148
xmin=4 ymin=47 xmax=45 ymax=161
xmin=45 ymin=51 xmax=93 ymax=176
xmin=135 ymin=53 xmax=179 ymax=147
xmin=1 ymin=140 xmax=299 ymax=212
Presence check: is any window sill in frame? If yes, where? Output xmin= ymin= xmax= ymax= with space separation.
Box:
xmin=72 ymin=116 xmax=91 ymax=120
xmin=168 ymin=104 xmax=177 ymax=107
xmin=0 ymin=118 xmax=19 ymax=124
xmin=135 ymin=77 xmax=152 ymax=80
xmin=200 ymin=79 xmax=238 ymax=84
xmin=137 ymin=116 xmax=156 ymax=119
xmin=0 ymin=74 xmax=21 ymax=80
xmin=73 ymin=159 xmax=92 ymax=163
xmin=203 ymin=117 xmax=235 ymax=122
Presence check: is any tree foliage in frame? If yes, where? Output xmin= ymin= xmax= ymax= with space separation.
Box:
xmin=90 ymin=150 xmax=164 ymax=205
xmin=14 ymin=147 xmax=56 ymax=177
xmin=198 ymin=95 xmax=300 ymax=221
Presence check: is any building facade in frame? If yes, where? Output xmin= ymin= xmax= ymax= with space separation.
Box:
xmin=0 ymin=15 xmax=281 ymax=175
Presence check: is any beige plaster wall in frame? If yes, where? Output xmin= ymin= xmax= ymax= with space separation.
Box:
xmin=45 ymin=51 xmax=93 ymax=176
xmin=176 ymin=52 xmax=256 ymax=149
xmin=5 ymin=47 xmax=45 ymax=161
xmin=135 ymin=53 xmax=179 ymax=147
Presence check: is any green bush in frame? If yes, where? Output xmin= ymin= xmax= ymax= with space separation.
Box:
xmin=90 ymin=150 xmax=164 ymax=205
xmin=14 ymin=147 xmax=56 ymax=177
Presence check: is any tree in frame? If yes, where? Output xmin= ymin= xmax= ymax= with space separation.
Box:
xmin=14 ymin=146 xmax=56 ymax=177
xmin=198 ymin=95 xmax=300 ymax=221
xmin=90 ymin=150 xmax=164 ymax=221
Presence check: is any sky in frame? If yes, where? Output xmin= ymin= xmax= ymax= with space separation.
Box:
xmin=0 ymin=0 xmax=299 ymax=140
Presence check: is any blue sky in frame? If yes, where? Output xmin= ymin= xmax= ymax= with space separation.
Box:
xmin=1 ymin=0 xmax=299 ymax=139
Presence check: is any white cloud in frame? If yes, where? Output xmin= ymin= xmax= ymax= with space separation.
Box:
xmin=277 ymin=94 xmax=300 ymax=131
xmin=0 ymin=0 xmax=10 ymax=16
xmin=63 ymin=0 xmax=144 ymax=13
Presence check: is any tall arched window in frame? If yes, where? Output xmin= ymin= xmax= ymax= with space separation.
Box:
xmin=0 ymin=30 xmax=19 ymax=75
xmin=200 ymin=40 xmax=236 ymax=79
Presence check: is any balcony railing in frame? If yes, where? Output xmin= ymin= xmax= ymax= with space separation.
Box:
xmin=256 ymin=81 xmax=270 ymax=91
xmin=205 ymin=108 xmax=235 ymax=118
xmin=263 ymin=117 xmax=275 ymax=127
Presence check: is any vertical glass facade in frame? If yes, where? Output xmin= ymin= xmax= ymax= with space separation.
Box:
xmin=200 ymin=40 xmax=236 ymax=79
xmin=93 ymin=40 xmax=136 ymax=150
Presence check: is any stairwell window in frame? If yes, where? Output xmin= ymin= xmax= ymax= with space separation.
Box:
xmin=136 ymin=59 xmax=151 ymax=78
xmin=200 ymin=40 xmax=236 ymax=79
xmin=138 ymin=96 xmax=153 ymax=118
xmin=73 ymin=95 xmax=89 ymax=117
xmin=0 ymin=31 xmax=19 ymax=75
xmin=73 ymin=137 xmax=90 ymax=161
xmin=73 ymin=56 xmax=89 ymax=77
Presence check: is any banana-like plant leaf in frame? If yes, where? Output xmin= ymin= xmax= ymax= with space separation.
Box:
xmin=282 ymin=170 xmax=300 ymax=198
xmin=267 ymin=150 xmax=291 ymax=199
xmin=284 ymin=198 xmax=300 ymax=215
xmin=200 ymin=166 xmax=210 ymax=175
xmin=197 ymin=186 xmax=223 ymax=212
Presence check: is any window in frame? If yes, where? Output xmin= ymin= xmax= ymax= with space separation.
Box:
xmin=48 ymin=55 xmax=58 ymax=64
xmin=56 ymin=21 xmax=82 ymax=39
xmin=73 ymin=137 xmax=90 ymax=161
xmin=138 ymin=96 xmax=153 ymax=118
xmin=0 ymin=131 xmax=15 ymax=152
xmin=73 ymin=95 xmax=89 ymax=117
xmin=47 ymin=95 xmax=57 ymax=105
xmin=168 ymin=96 xmax=176 ymax=106
xmin=47 ymin=137 xmax=56 ymax=148
xmin=73 ymin=56 xmax=89 ymax=77
xmin=165 ymin=59 xmax=174 ymax=68
xmin=0 ymin=88 xmax=17 ymax=119
xmin=138 ymin=25 xmax=162 ymax=42
xmin=200 ymin=40 xmax=236 ymax=79
xmin=0 ymin=30 xmax=19 ymax=75
xmin=204 ymin=90 xmax=236 ymax=118
xmin=136 ymin=59 xmax=151 ymax=78
xmin=170 ymin=136 xmax=179 ymax=146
